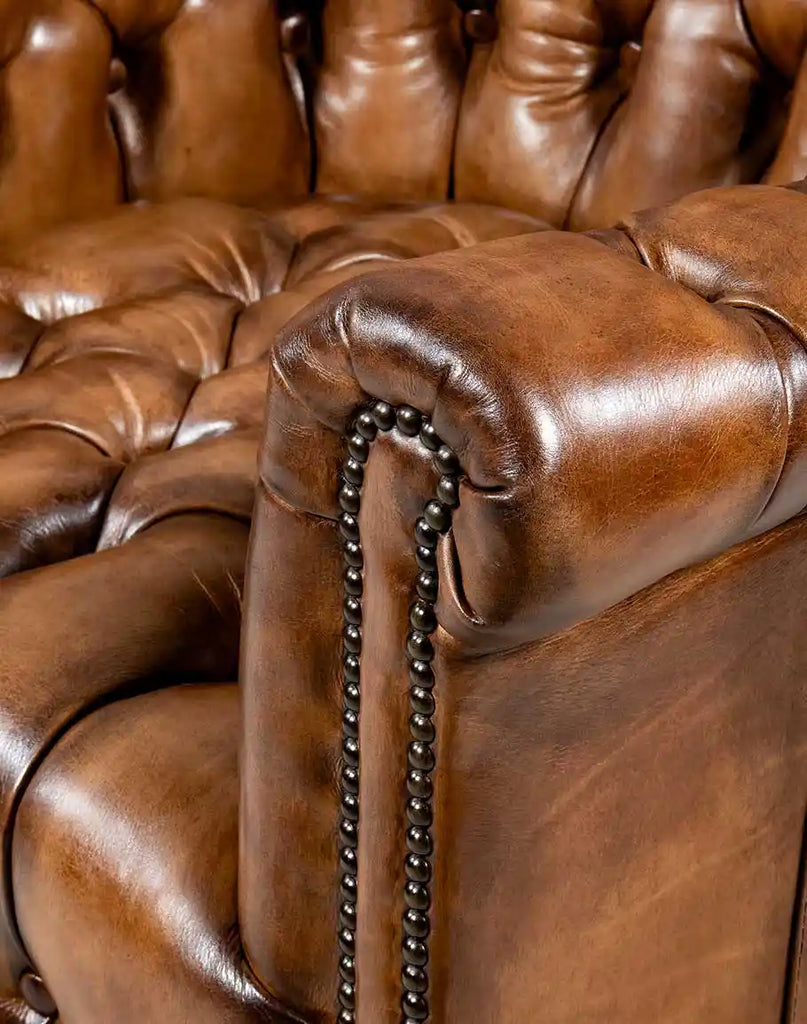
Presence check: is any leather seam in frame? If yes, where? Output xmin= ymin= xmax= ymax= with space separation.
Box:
xmin=562 ymin=83 xmax=629 ymax=230
xmin=79 ymin=0 xmax=120 ymax=49
xmin=0 ymin=423 xmax=112 ymax=459
xmin=736 ymin=0 xmax=781 ymax=77
xmin=792 ymin=909 xmax=806 ymax=1022
xmin=105 ymin=506 xmax=253 ymax=548
xmin=221 ymin=304 xmax=245 ymax=371
xmin=748 ymin=319 xmax=793 ymax=527
xmin=15 ymin=326 xmax=45 ymax=376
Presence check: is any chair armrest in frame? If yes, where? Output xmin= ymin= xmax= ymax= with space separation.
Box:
xmin=263 ymin=181 xmax=807 ymax=651
xmin=240 ymin=183 xmax=807 ymax=1023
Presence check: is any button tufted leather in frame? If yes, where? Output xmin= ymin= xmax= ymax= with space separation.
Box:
xmin=0 ymin=3 xmax=805 ymax=1023
xmin=13 ymin=684 xmax=292 ymax=1024
xmin=0 ymin=197 xmax=547 ymax=589
xmin=248 ymin=180 xmax=807 ymax=1023
xmin=0 ymin=180 xmax=551 ymax=1014
xmin=262 ymin=183 xmax=807 ymax=651
xmin=4 ymin=0 xmax=807 ymax=245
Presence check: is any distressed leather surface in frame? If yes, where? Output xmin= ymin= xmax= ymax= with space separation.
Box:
xmin=0 ymin=2 xmax=805 ymax=1022
xmin=245 ymin=182 xmax=807 ymax=1022
xmin=3 ymin=1 xmax=807 ymax=239
xmin=0 ymin=193 xmax=545 ymax=1020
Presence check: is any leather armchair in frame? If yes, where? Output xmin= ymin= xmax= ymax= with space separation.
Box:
xmin=0 ymin=3 xmax=806 ymax=1024
xmin=7 ymin=186 xmax=807 ymax=1024
xmin=247 ymin=182 xmax=807 ymax=1024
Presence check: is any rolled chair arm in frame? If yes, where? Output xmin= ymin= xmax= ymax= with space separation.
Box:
xmin=241 ymin=182 xmax=807 ymax=1023
xmin=262 ymin=182 xmax=807 ymax=651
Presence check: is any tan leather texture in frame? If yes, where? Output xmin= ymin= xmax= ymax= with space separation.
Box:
xmin=13 ymin=684 xmax=301 ymax=1024
xmin=243 ymin=180 xmax=807 ymax=1023
xmin=1 ymin=0 xmax=807 ymax=246
xmin=0 ymin=3 xmax=806 ymax=1023
xmin=0 ymin=188 xmax=546 ymax=1021
xmin=419 ymin=514 xmax=807 ymax=1024
xmin=263 ymin=185 xmax=807 ymax=649
xmin=0 ymin=197 xmax=544 ymax=579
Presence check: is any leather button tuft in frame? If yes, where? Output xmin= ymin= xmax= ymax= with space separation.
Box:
xmin=464 ymin=9 xmax=498 ymax=44
xmin=280 ymin=13 xmax=310 ymax=56
xmin=19 ymin=972 xmax=57 ymax=1017
xmin=108 ymin=57 xmax=127 ymax=94
xmin=618 ymin=40 xmax=642 ymax=94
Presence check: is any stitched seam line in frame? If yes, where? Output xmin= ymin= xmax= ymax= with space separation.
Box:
xmin=792 ymin=909 xmax=806 ymax=1022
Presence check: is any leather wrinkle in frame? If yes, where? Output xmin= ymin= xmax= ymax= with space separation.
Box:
xmin=14 ymin=327 xmax=45 ymax=377
xmin=586 ymin=225 xmax=645 ymax=259
xmin=730 ymin=307 xmax=792 ymax=529
xmin=0 ymin=580 xmax=243 ymax=976
xmin=84 ymin=454 xmax=127 ymax=552
xmin=279 ymin=237 xmax=303 ymax=293
xmin=0 ymin=422 xmax=111 ymax=460
xmin=109 ymin=506 xmax=255 ymax=545
xmin=169 ymin=300 xmax=245 ymax=449
xmin=0 ymin=354 xmax=196 ymax=460
xmin=222 ymin=304 xmax=246 ymax=370
xmin=617 ymin=214 xmax=795 ymax=530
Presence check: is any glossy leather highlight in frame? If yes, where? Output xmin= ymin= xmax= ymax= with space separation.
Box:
xmin=0 ymin=3 xmax=804 ymax=1023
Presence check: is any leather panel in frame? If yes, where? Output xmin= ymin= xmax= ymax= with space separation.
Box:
xmin=13 ymin=684 xmax=298 ymax=1024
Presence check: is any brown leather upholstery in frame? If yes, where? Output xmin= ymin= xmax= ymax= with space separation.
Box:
xmin=0 ymin=193 xmax=546 ymax=1021
xmin=13 ymin=684 xmax=293 ymax=1024
xmin=0 ymin=2 xmax=805 ymax=1023
xmin=0 ymin=0 xmax=806 ymax=246
xmin=246 ymin=183 xmax=807 ymax=1023
xmin=0 ymin=197 xmax=544 ymax=578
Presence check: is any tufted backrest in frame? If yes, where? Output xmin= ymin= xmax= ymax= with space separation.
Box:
xmin=314 ymin=0 xmax=807 ymax=225
xmin=2 ymin=0 xmax=807 ymax=244
xmin=0 ymin=0 xmax=309 ymax=244
xmin=455 ymin=0 xmax=787 ymax=226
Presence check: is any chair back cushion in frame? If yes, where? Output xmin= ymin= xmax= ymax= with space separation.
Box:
xmin=2 ymin=0 xmax=807 ymax=242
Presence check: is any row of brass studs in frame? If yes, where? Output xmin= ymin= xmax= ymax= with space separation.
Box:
xmin=335 ymin=404 xmax=380 ymax=1024
xmin=400 ymin=417 xmax=459 ymax=1024
xmin=336 ymin=400 xmax=461 ymax=1024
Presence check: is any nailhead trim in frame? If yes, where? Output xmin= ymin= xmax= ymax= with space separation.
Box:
xmin=336 ymin=400 xmax=462 ymax=1024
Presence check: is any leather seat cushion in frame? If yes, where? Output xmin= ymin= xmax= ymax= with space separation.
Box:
xmin=11 ymin=683 xmax=288 ymax=1024
xmin=0 ymin=514 xmax=248 ymax=1000
xmin=0 ymin=195 xmax=547 ymax=578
